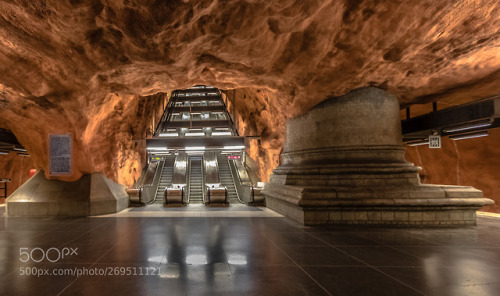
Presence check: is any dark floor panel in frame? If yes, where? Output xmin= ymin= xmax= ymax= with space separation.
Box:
xmin=380 ymin=266 xmax=500 ymax=296
xmin=279 ymin=245 xmax=365 ymax=266
xmin=0 ymin=215 xmax=500 ymax=295
xmin=231 ymin=266 xmax=330 ymax=296
xmin=337 ymin=246 xmax=425 ymax=267
xmin=302 ymin=266 xmax=424 ymax=296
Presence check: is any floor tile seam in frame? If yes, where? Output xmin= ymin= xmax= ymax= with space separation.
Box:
xmin=155 ymin=243 xmax=170 ymax=266
xmin=220 ymin=248 xmax=235 ymax=279
xmin=367 ymin=242 xmax=438 ymax=262
xmin=308 ymin=232 xmax=428 ymax=296
xmin=308 ymin=235 xmax=380 ymax=268
xmin=56 ymin=236 xmax=123 ymax=296
xmin=368 ymin=265 xmax=429 ymax=296
xmin=349 ymin=231 xmax=419 ymax=246
xmin=61 ymin=220 xmax=115 ymax=246
xmin=262 ymin=232 xmax=333 ymax=296
xmin=351 ymin=230 xmax=453 ymax=251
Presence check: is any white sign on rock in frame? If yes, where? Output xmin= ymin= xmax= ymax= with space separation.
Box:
xmin=49 ymin=134 xmax=72 ymax=175
xmin=429 ymin=135 xmax=441 ymax=149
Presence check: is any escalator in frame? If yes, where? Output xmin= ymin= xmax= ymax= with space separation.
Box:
xmin=188 ymin=156 xmax=203 ymax=203
xmin=217 ymin=153 xmax=239 ymax=203
xmin=153 ymin=155 xmax=176 ymax=204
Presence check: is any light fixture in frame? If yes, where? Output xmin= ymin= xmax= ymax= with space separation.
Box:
xmin=0 ymin=151 xmax=9 ymax=155
xmin=159 ymin=133 xmax=179 ymax=137
xmin=147 ymin=147 xmax=169 ymax=151
xmin=223 ymin=146 xmax=245 ymax=150
xmin=212 ymin=132 xmax=232 ymax=136
xmin=17 ymin=152 xmax=30 ymax=157
xmin=13 ymin=147 xmax=26 ymax=152
xmin=185 ymin=132 xmax=205 ymax=137
xmin=443 ymin=121 xmax=492 ymax=133
xmin=407 ymin=140 xmax=429 ymax=146
xmin=450 ymin=131 xmax=488 ymax=141
xmin=185 ymin=146 xmax=205 ymax=150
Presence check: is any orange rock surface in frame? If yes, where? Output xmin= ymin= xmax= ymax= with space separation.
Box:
xmin=0 ymin=1 xmax=499 ymax=210
xmin=405 ymin=129 xmax=500 ymax=213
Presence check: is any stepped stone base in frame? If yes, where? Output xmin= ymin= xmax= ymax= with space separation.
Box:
xmin=264 ymin=183 xmax=489 ymax=226
xmin=6 ymin=171 xmax=129 ymax=217
xmin=262 ymin=87 xmax=494 ymax=226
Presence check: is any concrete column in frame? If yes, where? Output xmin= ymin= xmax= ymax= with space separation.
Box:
xmin=263 ymin=87 xmax=493 ymax=226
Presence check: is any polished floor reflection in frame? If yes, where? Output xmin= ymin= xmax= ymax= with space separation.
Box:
xmin=1 ymin=207 xmax=500 ymax=295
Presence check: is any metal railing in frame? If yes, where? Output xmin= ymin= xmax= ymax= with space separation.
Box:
xmin=153 ymin=91 xmax=179 ymax=137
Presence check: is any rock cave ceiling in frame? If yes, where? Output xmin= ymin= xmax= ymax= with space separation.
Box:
xmin=0 ymin=0 xmax=499 ymax=185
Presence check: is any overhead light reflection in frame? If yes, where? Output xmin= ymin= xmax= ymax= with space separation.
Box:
xmin=185 ymin=146 xmax=206 ymax=151
xmin=186 ymin=254 xmax=207 ymax=265
xmin=227 ymin=254 xmax=247 ymax=265
xmin=159 ymin=133 xmax=179 ymax=137
xmin=223 ymin=146 xmax=245 ymax=150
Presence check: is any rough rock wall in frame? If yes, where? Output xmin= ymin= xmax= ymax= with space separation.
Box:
xmin=0 ymin=1 xmax=499 ymax=191
xmin=0 ymin=90 xmax=165 ymax=187
xmin=0 ymin=151 xmax=34 ymax=197
xmin=223 ymin=88 xmax=287 ymax=181
xmin=405 ymin=129 xmax=500 ymax=213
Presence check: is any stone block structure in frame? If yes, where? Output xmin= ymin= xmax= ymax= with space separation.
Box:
xmin=6 ymin=171 xmax=129 ymax=217
xmin=263 ymin=87 xmax=494 ymax=226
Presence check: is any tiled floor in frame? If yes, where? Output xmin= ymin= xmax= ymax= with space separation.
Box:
xmin=1 ymin=206 xmax=500 ymax=296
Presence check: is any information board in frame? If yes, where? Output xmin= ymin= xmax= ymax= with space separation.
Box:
xmin=49 ymin=134 xmax=72 ymax=175
xmin=429 ymin=135 xmax=441 ymax=149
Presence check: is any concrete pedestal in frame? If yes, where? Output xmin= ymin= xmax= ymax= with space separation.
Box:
xmin=263 ymin=87 xmax=493 ymax=226
xmin=6 ymin=171 xmax=129 ymax=217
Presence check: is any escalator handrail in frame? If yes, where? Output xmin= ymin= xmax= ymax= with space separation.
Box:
xmin=226 ymin=157 xmax=244 ymax=204
xmin=149 ymin=160 xmax=165 ymax=204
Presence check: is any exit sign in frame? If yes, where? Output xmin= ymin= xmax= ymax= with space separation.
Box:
xmin=429 ymin=135 xmax=441 ymax=148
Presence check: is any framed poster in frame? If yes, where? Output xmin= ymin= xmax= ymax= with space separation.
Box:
xmin=429 ymin=135 xmax=441 ymax=149
xmin=49 ymin=134 xmax=72 ymax=175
